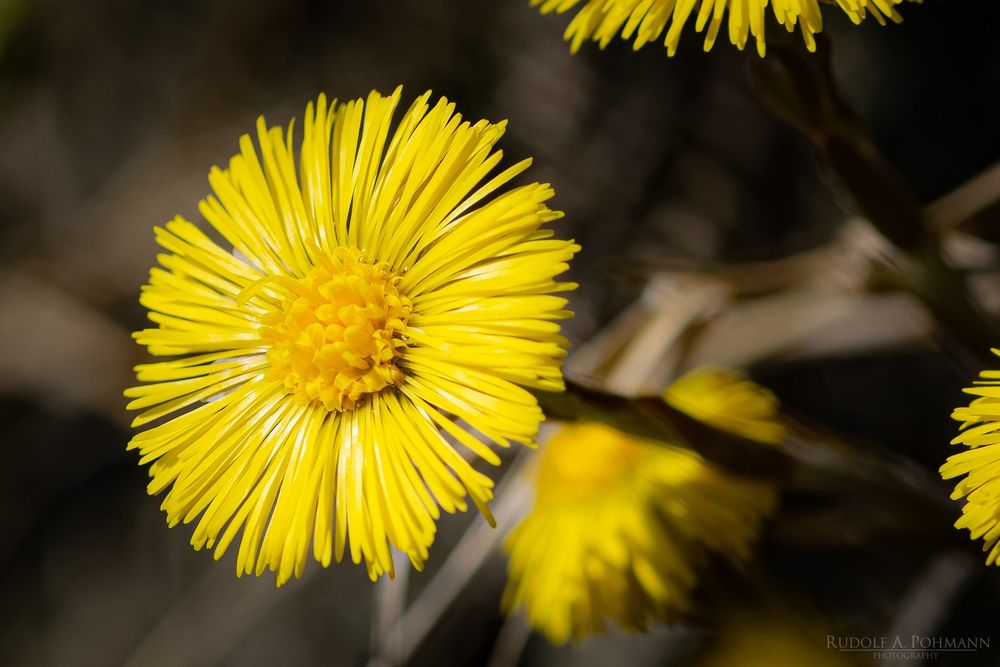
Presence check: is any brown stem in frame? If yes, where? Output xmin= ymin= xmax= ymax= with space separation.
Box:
xmin=533 ymin=380 xmax=792 ymax=476
xmin=746 ymin=32 xmax=998 ymax=361
xmin=533 ymin=381 xmax=955 ymax=528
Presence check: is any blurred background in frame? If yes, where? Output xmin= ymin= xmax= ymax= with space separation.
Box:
xmin=1 ymin=0 xmax=999 ymax=665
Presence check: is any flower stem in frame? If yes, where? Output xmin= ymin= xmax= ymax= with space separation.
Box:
xmin=533 ymin=382 xmax=954 ymax=528
xmin=534 ymin=381 xmax=790 ymax=475
xmin=746 ymin=33 xmax=998 ymax=361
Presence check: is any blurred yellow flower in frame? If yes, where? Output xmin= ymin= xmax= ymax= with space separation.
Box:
xmin=125 ymin=88 xmax=578 ymax=585
xmin=664 ymin=366 xmax=786 ymax=445
xmin=531 ymin=0 xmax=912 ymax=57
xmin=941 ymin=360 xmax=1000 ymax=565
xmin=502 ymin=368 xmax=780 ymax=643
xmin=697 ymin=608 xmax=860 ymax=667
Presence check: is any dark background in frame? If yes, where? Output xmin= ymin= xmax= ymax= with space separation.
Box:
xmin=1 ymin=1 xmax=999 ymax=665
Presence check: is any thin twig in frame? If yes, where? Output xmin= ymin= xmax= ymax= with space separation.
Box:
xmin=370 ymin=550 xmax=411 ymax=667
xmin=884 ymin=552 xmax=977 ymax=667
xmin=485 ymin=611 xmax=533 ymax=667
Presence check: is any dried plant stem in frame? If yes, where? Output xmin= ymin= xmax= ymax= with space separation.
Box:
xmin=369 ymin=551 xmax=411 ymax=667
xmin=927 ymin=160 xmax=1000 ymax=232
xmin=485 ymin=611 xmax=533 ymax=667
xmin=534 ymin=382 xmax=789 ymax=475
xmin=884 ymin=550 xmax=976 ymax=664
xmin=746 ymin=33 xmax=998 ymax=362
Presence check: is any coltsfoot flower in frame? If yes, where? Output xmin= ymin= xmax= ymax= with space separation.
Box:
xmin=126 ymin=88 xmax=578 ymax=585
xmin=664 ymin=366 xmax=787 ymax=445
xmin=941 ymin=358 xmax=1000 ymax=565
xmin=502 ymin=368 xmax=780 ymax=643
xmin=531 ymin=0 xmax=914 ymax=57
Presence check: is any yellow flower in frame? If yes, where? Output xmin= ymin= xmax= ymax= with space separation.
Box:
xmin=697 ymin=608 xmax=860 ymax=667
xmin=502 ymin=368 xmax=780 ymax=643
xmin=125 ymin=88 xmax=578 ymax=585
xmin=531 ymin=0 xmax=913 ymax=57
xmin=941 ymin=358 xmax=1000 ymax=565
xmin=664 ymin=366 xmax=786 ymax=445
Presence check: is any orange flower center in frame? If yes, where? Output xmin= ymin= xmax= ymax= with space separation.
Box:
xmin=261 ymin=247 xmax=412 ymax=412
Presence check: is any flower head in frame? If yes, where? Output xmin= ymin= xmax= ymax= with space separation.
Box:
xmin=664 ymin=366 xmax=786 ymax=445
xmin=502 ymin=368 xmax=779 ymax=643
xmin=126 ymin=88 xmax=578 ymax=585
xmin=531 ymin=0 xmax=913 ymax=57
xmin=941 ymin=356 xmax=1000 ymax=565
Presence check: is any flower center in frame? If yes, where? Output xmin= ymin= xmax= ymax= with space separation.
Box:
xmin=537 ymin=423 xmax=646 ymax=502
xmin=261 ymin=247 xmax=412 ymax=412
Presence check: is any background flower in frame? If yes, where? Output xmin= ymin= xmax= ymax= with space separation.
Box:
xmin=531 ymin=0 xmax=914 ymax=57
xmin=502 ymin=368 xmax=780 ymax=642
xmin=942 ymin=361 xmax=1000 ymax=565
xmin=664 ymin=366 xmax=786 ymax=445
